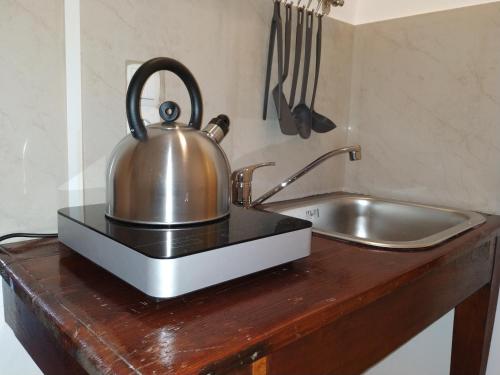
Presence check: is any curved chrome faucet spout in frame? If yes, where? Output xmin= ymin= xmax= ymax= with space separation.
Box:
xmin=231 ymin=145 xmax=362 ymax=208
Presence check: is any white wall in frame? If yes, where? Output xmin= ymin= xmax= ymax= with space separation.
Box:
xmin=0 ymin=284 xmax=42 ymax=375
xmin=353 ymin=0 xmax=499 ymax=24
xmin=488 ymin=306 xmax=500 ymax=374
xmin=330 ymin=0 xmax=500 ymax=24
xmin=365 ymin=312 xmax=455 ymax=375
xmin=329 ymin=0 xmax=360 ymax=24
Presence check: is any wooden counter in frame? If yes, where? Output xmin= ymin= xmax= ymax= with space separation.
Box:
xmin=1 ymin=215 xmax=499 ymax=375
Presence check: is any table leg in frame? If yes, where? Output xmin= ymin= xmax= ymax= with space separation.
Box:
xmin=450 ymin=239 xmax=500 ymax=375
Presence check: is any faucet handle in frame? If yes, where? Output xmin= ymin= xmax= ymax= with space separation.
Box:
xmin=231 ymin=162 xmax=275 ymax=183
xmin=231 ymin=162 xmax=275 ymax=208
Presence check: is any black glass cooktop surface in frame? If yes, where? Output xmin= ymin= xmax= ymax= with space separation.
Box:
xmin=58 ymin=204 xmax=312 ymax=260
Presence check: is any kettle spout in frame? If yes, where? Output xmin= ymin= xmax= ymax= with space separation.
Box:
xmin=202 ymin=114 xmax=230 ymax=143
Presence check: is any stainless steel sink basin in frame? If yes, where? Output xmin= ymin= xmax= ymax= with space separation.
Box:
xmin=262 ymin=194 xmax=486 ymax=249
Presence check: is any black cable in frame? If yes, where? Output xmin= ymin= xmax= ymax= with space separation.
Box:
xmin=0 ymin=232 xmax=58 ymax=244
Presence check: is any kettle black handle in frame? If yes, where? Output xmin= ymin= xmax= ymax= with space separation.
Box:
xmin=126 ymin=57 xmax=203 ymax=140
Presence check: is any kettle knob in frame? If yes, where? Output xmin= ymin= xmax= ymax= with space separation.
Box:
xmin=126 ymin=57 xmax=203 ymax=140
xmin=159 ymin=101 xmax=181 ymax=123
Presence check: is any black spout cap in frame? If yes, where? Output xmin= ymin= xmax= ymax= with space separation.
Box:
xmin=210 ymin=114 xmax=230 ymax=135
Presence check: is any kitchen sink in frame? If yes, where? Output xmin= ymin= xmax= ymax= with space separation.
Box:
xmin=261 ymin=193 xmax=486 ymax=249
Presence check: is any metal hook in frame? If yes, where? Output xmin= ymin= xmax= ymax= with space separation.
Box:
xmin=315 ymin=0 xmax=323 ymax=16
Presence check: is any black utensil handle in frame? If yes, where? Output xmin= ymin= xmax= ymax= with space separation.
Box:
xmin=126 ymin=57 xmax=203 ymax=140
xmin=310 ymin=15 xmax=322 ymax=110
xmin=300 ymin=11 xmax=314 ymax=103
xmin=283 ymin=4 xmax=292 ymax=79
xmin=263 ymin=2 xmax=279 ymax=120
xmin=289 ymin=7 xmax=304 ymax=108
xmin=275 ymin=4 xmax=284 ymax=120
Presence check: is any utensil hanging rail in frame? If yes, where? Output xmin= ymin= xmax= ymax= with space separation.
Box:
xmin=272 ymin=0 xmax=345 ymax=16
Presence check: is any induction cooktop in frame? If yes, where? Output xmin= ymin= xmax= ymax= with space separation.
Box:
xmin=58 ymin=204 xmax=312 ymax=298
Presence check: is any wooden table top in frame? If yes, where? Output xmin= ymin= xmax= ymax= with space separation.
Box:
xmin=1 ymin=215 xmax=500 ymax=375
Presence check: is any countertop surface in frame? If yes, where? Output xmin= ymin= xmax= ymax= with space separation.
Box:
xmin=1 ymin=214 xmax=500 ymax=375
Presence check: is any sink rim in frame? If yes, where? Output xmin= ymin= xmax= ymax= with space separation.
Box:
xmin=260 ymin=193 xmax=486 ymax=249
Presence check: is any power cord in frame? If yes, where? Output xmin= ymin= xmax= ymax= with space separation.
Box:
xmin=0 ymin=232 xmax=58 ymax=244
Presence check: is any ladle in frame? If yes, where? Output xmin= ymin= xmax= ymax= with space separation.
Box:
xmin=292 ymin=7 xmax=314 ymax=139
xmin=311 ymin=8 xmax=337 ymax=133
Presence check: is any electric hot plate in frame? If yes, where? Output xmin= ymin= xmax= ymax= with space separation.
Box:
xmin=58 ymin=204 xmax=312 ymax=298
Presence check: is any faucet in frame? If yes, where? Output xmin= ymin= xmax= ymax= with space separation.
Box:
xmin=231 ymin=145 xmax=362 ymax=208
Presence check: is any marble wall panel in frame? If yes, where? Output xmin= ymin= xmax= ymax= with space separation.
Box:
xmin=0 ymin=1 xmax=66 ymax=374
xmin=0 ymin=0 xmax=67 ymax=233
xmin=80 ymin=0 xmax=355 ymax=204
xmin=346 ymin=2 xmax=500 ymax=214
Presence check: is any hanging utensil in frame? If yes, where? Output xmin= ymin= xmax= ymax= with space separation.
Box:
xmin=311 ymin=3 xmax=337 ymax=133
xmin=272 ymin=2 xmax=298 ymax=135
xmin=292 ymin=3 xmax=314 ymax=139
xmin=263 ymin=1 xmax=279 ymax=120
xmin=282 ymin=2 xmax=292 ymax=80
xmin=289 ymin=1 xmax=304 ymax=109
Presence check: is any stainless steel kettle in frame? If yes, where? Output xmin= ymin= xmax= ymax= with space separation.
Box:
xmin=106 ymin=57 xmax=231 ymax=226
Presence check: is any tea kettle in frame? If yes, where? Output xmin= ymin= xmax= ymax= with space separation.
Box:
xmin=106 ymin=57 xmax=231 ymax=226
